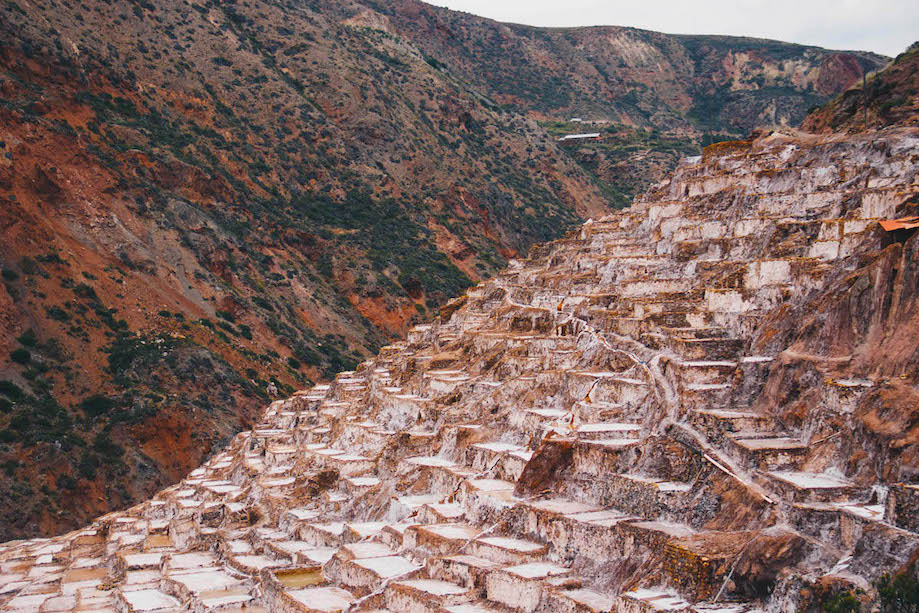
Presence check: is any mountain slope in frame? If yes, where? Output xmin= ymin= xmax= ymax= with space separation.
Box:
xmin=804 ymin=42 xmax=919 ymax=132
xmin=0 ymin=0 xmax=607 ymax=539
xmin=371 ymin=0 xmax=888 ymax=204
xmin=0 ymin=0 xmax=890 ymax=540
xmin=380 ymin=1 xmax=887 ymax=132
xmin=2 ymin=120 xmax=918 ymax=613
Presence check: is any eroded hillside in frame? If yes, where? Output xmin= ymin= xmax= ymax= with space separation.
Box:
xmin=383 ymin=2 xmax=886 ymax=130
xmin=0 ymin=0 xmax=608 ymax=539
xmin=0 ymin=0 xmax=893 ymax=540
xmin=1 ymin=121 xmax=917 ymax=613
xmin=804 ymin=42 xmax=919 ymax=133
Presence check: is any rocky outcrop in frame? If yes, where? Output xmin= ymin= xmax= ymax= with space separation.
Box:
xmin=1 ymin=126 xmax=917 ymax=611
xmin=804 ymin=43 xmax=919 ymax=133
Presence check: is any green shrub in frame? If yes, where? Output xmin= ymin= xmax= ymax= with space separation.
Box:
xmin=0 ymin=380 xmax=23 ymax=400
xmin=78 ymin=451 xmax=99 ymax=479
xmin=73 ymin=283 xmax=99 ymax=302
xmin=10 ymin=348 xmax=30 ymax=364
xmin=9 ymin=414 xmax=29 ymax=431
xmin=1 ymin=269 xmax=18 ymax=282
xmin=1 ymin=458 xmax=17 ymax=475
xmin=252 ymin=296 xmax=274 ymax=311
xmin=92 ymin=432 xmax=124 ymax=458
xmin=16 ymin=329 xmax=37 ymax=347
xmin=36 ymin=253 xmax=65 ymax=265
xmin=79 ymin=394 xmax=117 ymax=417
xmin=56 ymin=474 xmax=77 ymax=490
xmin=822 ymin=591 xmax=861 ymax=613
xmin=217 ymin=321 xmax=237 ymax=336
xmin=20 ymin=257 xmax=38 ymax=275
xmin=287 ymin=357 xmax=301 ymax=370
xmin=46 ymin=306 xmax=70 ymax=322
xmin=294 ymin=345 xmax=322 ymax=367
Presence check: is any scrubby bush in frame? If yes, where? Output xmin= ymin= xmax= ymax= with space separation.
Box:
xmin=0 ymin=380 xmax=23 ymax=399
xmin=79 ymin=394 xmax=117 ymax=417
xmin=16 ymin=329 xmax=37 ymax=347
xmin=92 ymin=432 xmax=124 ymax=458
xmin=10 ymin=349 xmax=30 ymax=365
xmin=56 ymin=474 xmax=77 ymax=490
xmin=78 ymin=451 xmax=99 ymax=479
xmin=252 ymin=296 xmax=274 ymax=311
xmin=46 ymin=306 xmax=70 ymax=322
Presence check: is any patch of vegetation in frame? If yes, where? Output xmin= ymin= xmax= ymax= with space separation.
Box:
xmin=811 ymin=573 xmax=919 ymax=613
xmin=56 ymin=474 xmax=77 ymax=490
xmin=79 ymin=394 xmax=118 ymax=418
xmin=105 ymin=332 xmax=173 ymax=384
xmin=10 ymin=348 xmax=30 ymax=365
xmin=876 ymin=572 xmax=919 ymax=612
xmin=36 ymin=252 xmax=66 ymax=265
xmin=287 ymin=189 xmax=472 ymax=298
xmin=91 ymin=431 xmax=124 ymax=459
xmin=0 ymin=381 xmax=24 ymax=400
xmin=16 ymin=329 xmax=37 ymax=347
xmin=821 ymin=591 xmax=862 ymax=613
xmin=46 ymin=306 xmax=70 ymax=322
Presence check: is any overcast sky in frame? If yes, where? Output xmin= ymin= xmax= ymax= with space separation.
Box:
xmin=430 ymin=0 xmax=918 ymax=58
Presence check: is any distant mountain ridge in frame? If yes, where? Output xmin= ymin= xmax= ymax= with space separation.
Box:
xmin=377 ymin=1 xmax=887 ymax=132
xmin=368 ymin=0 xmax=888 ymax=205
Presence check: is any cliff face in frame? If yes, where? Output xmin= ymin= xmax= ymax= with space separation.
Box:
xmin=1 ymin=122 xmax=918 ymax=612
